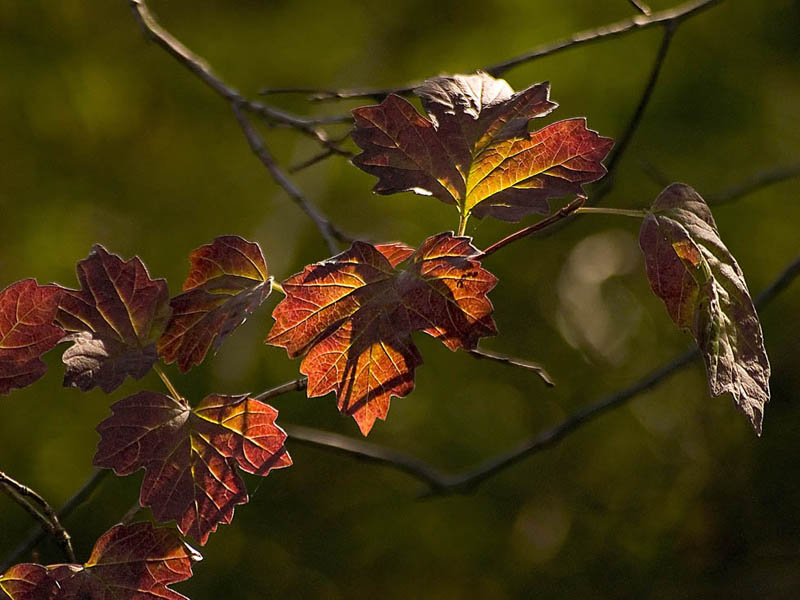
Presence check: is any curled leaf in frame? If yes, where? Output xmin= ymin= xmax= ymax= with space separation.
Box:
xmin=639 ymin=183 xmax=770 ymax=434
xmin=158 ymin=235 xmax=272 ymax=372
xmin=57 ymin=245 xmax=170 ymax=393
xmin=94 ymin=391 xmax=291 ymax=544
xmin=267 ymin=232 xmax=497 ymax=435
xmin=352 ymin=71 xmax=613 ymax=222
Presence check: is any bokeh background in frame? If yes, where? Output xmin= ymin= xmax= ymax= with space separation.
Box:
xmin=1 ymin=1 xmax=799 ymax=598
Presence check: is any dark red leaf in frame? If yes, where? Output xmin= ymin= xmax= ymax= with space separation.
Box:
xmin=0 ymin=279 xmax=64 ymax=394
xmin=639 ymin=183 xmax=770 ymax=434
xmin=267 ymin=232 xmax=497 ymax=435
xmin=0 ymin=522 xmax=200 ymax=600
xmin=158 ymin=235 xmax=272 ymax=372
xmin=94 ymin=392 xmax=291 ymax=544
xmin=57 ymin=245 xmax=170 ymax=393
xmin=352 ymin=71 xmax=613 ymax=222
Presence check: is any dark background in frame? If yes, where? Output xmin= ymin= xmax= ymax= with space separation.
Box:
xmin=1 ymin=1 xmax=799 ymax=598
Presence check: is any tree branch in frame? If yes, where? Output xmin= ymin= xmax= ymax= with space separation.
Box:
xmin=127 ymin=0 xmax=352 ymax=251
xmin=1 ymin=469 xmax=108 ymax=572
xmin=707 ymin=163 xmax=800 ymax=206
xmin=594 ymin=22 xmax=677 ymax=202
xmin=468 ymin=347 xmax=554 ymax=387
xmin=0 ymin=471 xmax=75 ymax=564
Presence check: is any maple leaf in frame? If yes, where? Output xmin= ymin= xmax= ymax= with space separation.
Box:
xmin=267 ymin=232 xmax=497 ymax=435
xmin=639 ymin=183 xmax=770 ymax=434
xmin=0 ymin=522 xmax=201 ymax=600
xmin=351 ymin=71 xmax=613 ymax=222
xmin=158 ymin=235 xmax=272 ymax=372
xmin=94 ymin=391 xmax=291 ymax=544
xmin=0 ymin=279 xmax=64 ymax=395
xmin=56 ymin=245 xmax=171 ymax=393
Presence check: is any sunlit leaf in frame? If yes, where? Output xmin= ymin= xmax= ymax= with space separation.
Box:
xmin=267 ymin=232 xmax=497 ymax=435
xmin=0 ymin=280 xmax=64 ymax=395
xmin=0 ymin=522 xmax=200 ymax=600
xmin=56 ymin=245 xmax=170 ymax=393
xmin=352 ymin=71 xmax=613 ymax=222
xmin=639 ymin=183 xmax=770 ymax=434
xmin=158 ymin=235 xmax=272 ymax=372
xmin=94 ymin=391 xmax=291 ymax=544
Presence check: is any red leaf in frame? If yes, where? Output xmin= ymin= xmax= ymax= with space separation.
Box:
xmin=94 ymin=392 xmax=291 ymax=544
xmin=158 ymin=235 xmax=272 ymax=372
xmin=352 ymin=71 xmax=613 ymax=222
xmin=57 ymin=245 xmax=171 ymax=393
xmin=0 ymin=522 xmax=200 ymax=600
xmin=0 ymin=280 xmax=64 ymax=394
xmin=267 ymin=232 xmax=497 ymax=435
xmin=639 ymin=183 xmax=770 ymax=434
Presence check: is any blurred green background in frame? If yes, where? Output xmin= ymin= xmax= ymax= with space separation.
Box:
xmin=1 ymin=1 xmax=799 ymax=598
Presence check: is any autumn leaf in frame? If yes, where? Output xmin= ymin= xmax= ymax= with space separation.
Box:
xmin=0 ymin=522 xmax=200 ymax=600
xmin=0 ymin=279 xmax=64 ymax=395
xmin=267 ymin=232 xmax=497 ymax=435
xmin=158 ymin=235 xmax=272 ymax=372
xmin=56 ymin=245 xmax=171 ymax=393
xmin=94 ymin=391 xmax=291 ymax=544
xmin=639 ymin=183 xmax=770 ymax=434
xmin=351 ymin=71 xmax=613 ymax=222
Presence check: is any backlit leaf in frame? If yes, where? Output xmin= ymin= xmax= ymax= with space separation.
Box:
xmin=0 ymin=279 xmax=64 ymax=394
xmin=94 ymin=391 xmax=291 ymax=544
xmin=639 ymin=183 xmax=770 ymax=434
xmin=352 ymin=71 xmax=613 ymax=222
xmin=158 ymin=235 xmax=272 ymax=372
xmin=267 ymin=232 xmax=497 ymax=435
xmin=0 ymin=522 xmax=200 ymax=600
xmin=57 ymin=245 xmax=170 ymax=393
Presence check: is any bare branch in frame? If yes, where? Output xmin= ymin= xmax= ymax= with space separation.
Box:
xmin=484 ymin=0 xmax=723 ymax=77
xmin=232 ymin=103 xmax=345 ymax=254
xmin=707 ymin=163 xmax=800 ymax=206
xmin=0 ymin=470 xmax=75 ymax=564
xmin=127 ymin=0 xmax=352 ymax=251
xmin=1 ymin=469 xmax=109 ymax=572
xmin=475 ymin=196 xmax=586 ymax=259
xmin=627 ymin=0 xmax=652 ymax=16
xmin=295 ymin=0 xmax=722 ymax=102
xmin=594 ymin=22 xmax=676 ymax=202
xmin=254 ymin=377 xmax=308 ymax=403
xmin=468 ymin=347 xmax=555 ymax=387
xmin=284 ymin=425 xmax=451 ymax=490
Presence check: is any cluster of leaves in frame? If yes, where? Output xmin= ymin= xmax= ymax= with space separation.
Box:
xmin=0 ymin=72 xmax=771 ymax=599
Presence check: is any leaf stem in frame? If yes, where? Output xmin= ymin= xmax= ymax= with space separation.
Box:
xmin=272 ymin=280 xmax=285 ymax=295
xmin=154 ymin=364 xmax=183 ymax=402
xmin=474 ymin=196 xmax=585 ymax=260
xmin=574 ymin=206 xmax=647 ymax=219
xmin=457 ymin=213 xmax=470 ymax=237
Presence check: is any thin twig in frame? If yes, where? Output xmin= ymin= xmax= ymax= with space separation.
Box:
xmin=468 ymin=348 xmax=555 ymax=387
xmin=594 ymin=22 xmax=677 ymax=202
xmin=266 ymin=0 xmax=722 ymax=104
xmin=0 ymin=471 xmax=75 ymax=564
xmin=475 ymin=196 xmax=586 ymax=260
xmin=627 ymin=0 xmax=652 ymax=16
xmin=244 ymin=253 xmax=800 ymax=497
xmin=127 ymin=0 xmax=352 ymax=251
xmin=2 ymin=469 xmax=109 ymax=572
xmin=707 ymin=164 xmax=800 ymax=206
xmin=283 ymin=425 xmax=450 ymax=489
xmin=232 ymin=103 xmax=344 ymax=254
xmin=484 ymin=0 xmax=723 ymax=77
xmin=254 ymin=378 xmax=308 ymax=403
